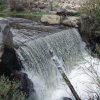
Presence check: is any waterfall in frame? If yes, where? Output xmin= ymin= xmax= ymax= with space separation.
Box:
xmin=13 ymin=28 xmax=85 ymax=100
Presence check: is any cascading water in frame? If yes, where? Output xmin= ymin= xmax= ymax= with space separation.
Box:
xmin=13 ymin=28 xmax=100 ymax=100
xmin=13 ymin=28 xmax=82 ymax=100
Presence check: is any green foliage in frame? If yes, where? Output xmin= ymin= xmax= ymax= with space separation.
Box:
xmin=0 ymin=4 xmax=6 ymax=11
xmin=0 ymin=76 xmax=25 ymax=100
xmin=80 ymin=0 xmax=100 ymax=23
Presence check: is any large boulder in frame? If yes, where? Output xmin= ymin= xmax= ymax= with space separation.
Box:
xmin=41 ymin=15 xmax=61 ymax=25
xmin=0 ymin=18 xmax=17 ymax=76
xmin=0 ymin=47 xmax=22 ymax=76
xmin=66 ymin=10 xmax=78 ymax=16
xmin=0 ymin=18 xmax=13 ymax=59
xmin=41 ymin=14 xmax=80 ymax=27
xmin=1 ymin=20 xmax=13 ymax=49
xmin=62 ymin=16 xmax=80 ymax=27
xmin=12 ymin=71 xmax=35 ymax=98
xmin=12 ymin=71 xmax=38 ymax=100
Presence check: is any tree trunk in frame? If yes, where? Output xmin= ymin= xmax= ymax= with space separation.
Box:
xmin=58 ymin=67 xmax=81 ymax=100
xmin=50 ymin=52 xmax=81 ymax=100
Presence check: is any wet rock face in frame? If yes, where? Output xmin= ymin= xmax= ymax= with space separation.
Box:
xmin=12 ymin=71 xmax=35 ymax=98
xmin=0 ymin=18 xmax=19 ymax=76
xmin=0 ymin=47 xmax=22 ymax=76
xmin=1 ymin=19 xmax=13 ymax=49
xmin=0 ymin=18 xmax=13 ymax=59
xmin=0 ymin=18 xmax=5 ymax=59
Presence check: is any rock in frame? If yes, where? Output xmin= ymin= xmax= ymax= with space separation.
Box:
xmin=0 ymin=47 xmax=22 ymax=76
xmin=66 ymin=10 xmax=78 ymax=16
xmin=0 ymin=18 xmax=23 ymax=76
xmin=63 ymin=97 xmax=72 ymax=100
xmin=0 ymin=18 xmax=13 ymax=49
xmin=0 ymin=18 xmax=13 ymax=59
xmin=41 ymin=15 xmax=60 ymax=25
xmin=13 ymin=71 xmax=35 ymax=98
xmin=41 ymin=14 xmax=80 ymax=27
xmin=62 ymin=16 xmax=80 ymax=27
xmin=56 ymin=10 xmax=77 ymax=17
xmin=20 ymin=73 xmax=34 ymax=98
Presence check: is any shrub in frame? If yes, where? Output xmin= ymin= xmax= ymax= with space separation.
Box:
xmin=80 ymin=0 xmax=100 ymax=23
xmin=0 ymin=75 xmax=25 ymax=100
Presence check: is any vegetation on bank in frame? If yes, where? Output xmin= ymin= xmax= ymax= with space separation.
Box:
xmin=79 ymin=0 xmax=100 ymax=57
xmin=0 ymin=76 xmax=25 ymax=100
xmin=80 ymin=0 xmax=100 ymax=23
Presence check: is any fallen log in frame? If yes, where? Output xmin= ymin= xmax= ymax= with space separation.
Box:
xmin=49 ymin=50 xmax=81 ymax=100
xmin=59 ymin=67 xmax=81 ymax=100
